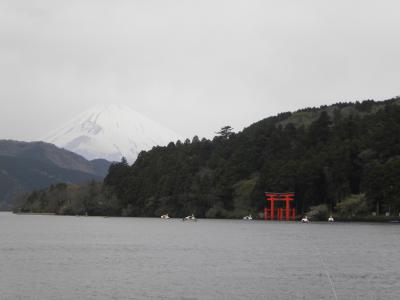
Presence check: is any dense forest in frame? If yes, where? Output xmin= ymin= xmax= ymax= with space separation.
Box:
xmin=16 ymin=98 xmax=400 ymax=220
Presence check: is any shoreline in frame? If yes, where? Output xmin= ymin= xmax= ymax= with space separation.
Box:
xmin=13 ymin=212 xmax=56 ymax=216
xmin=6 ymin=211 xmax=400 ymax=223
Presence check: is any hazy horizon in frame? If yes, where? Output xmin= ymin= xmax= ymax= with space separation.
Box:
xmin=1 ymin=0 xmax=400 ymax=141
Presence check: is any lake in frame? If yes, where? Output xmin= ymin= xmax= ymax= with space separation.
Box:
xmin=0 ymin=212 xmax=399 ymax=299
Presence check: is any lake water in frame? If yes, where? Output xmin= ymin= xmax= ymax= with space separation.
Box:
xmin=0 ymin=212 xmax=399 ymax=300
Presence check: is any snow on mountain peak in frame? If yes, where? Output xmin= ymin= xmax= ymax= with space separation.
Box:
xmin=44 ymin=104 xmax=183 ymax=163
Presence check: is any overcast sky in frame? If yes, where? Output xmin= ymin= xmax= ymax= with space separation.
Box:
xmin=1 ymin=0 xmax=399 ymax=141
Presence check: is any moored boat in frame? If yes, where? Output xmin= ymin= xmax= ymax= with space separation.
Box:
xmin=243 ymin=214 xmax=253 ymax=220
xmin=183 ymin=214 xmax=197 ymax=221
xmin=301 ymin=216 xmax=310 ymax=223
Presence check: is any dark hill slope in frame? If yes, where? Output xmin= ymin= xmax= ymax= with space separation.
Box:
xmin=0 ymin=140 xmax=110 ymax=175
xmin=103 ymin=97 xmax=400 ymax=217
xmin=0 ymin=140 xmax=110 ymax=209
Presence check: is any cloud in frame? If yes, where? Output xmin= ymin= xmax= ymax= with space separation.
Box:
xmin=1 ymin=0 xmax=399 ymax=141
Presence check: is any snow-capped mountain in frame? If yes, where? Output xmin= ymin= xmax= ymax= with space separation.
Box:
xmin=44 ymin=104 xmax=183 ymax=163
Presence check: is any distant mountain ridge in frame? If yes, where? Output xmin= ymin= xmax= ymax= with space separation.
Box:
xmin=0 ymin=140 xmax=111 ymax=209
xmin=44 ymin=104 xmax=183 ymax=163
xmin=0 ymin=140 xmax=110 ymax=175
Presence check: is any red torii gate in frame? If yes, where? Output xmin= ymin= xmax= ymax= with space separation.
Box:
xmin=264 ymin=192 xmax=295 ymax=221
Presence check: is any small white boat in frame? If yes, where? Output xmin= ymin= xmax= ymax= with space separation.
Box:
xmin=301 ymin=216 xmax=310 ymax=223
xmin=161 ymin=214 xmax=170 ymax=219
xmin=243 ymin=214 xmax=253 ymax=220
xmin=328 ymin=216 xmax=335 ymax=222
xmin=183 ymin=214 xmax=197 ymax=221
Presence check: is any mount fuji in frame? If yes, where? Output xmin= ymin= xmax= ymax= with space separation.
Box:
xmin=44 ymin=104 xmax=183 ymax=163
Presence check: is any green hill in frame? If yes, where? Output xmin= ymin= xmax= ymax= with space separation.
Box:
xmin=17 ymin=97 xmax=400 ymax=218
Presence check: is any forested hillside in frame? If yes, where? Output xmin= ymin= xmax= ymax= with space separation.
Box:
xmin=17 ymin=98 xmax=400 ymax=218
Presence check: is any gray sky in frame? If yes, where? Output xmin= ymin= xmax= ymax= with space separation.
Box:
xmin=1 ymin=0 xmax=399 ymax=141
